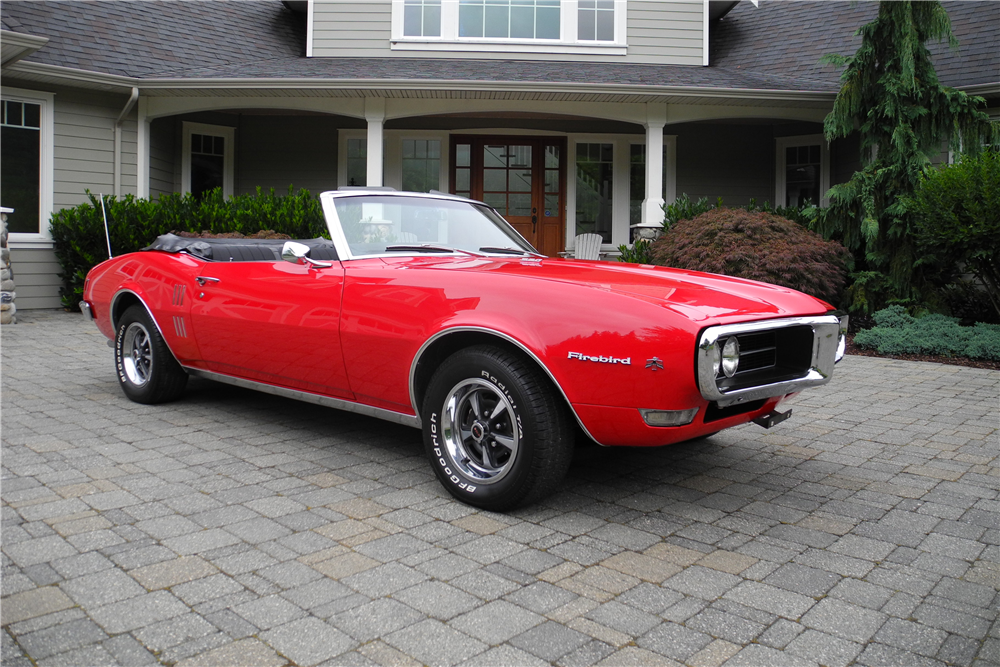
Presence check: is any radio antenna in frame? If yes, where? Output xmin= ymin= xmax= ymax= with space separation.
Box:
xmin=99 ymin=194 xmax=113 ymax=258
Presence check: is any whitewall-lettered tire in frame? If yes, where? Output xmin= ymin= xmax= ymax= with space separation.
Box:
xmin=115 ymin=305 xmax=188 ymax=404
xmin=422 ymin=345 xmax=573 ymax=511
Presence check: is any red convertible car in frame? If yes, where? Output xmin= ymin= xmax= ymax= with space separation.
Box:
xmin=81 ymin=190 xmax=847 ymax=510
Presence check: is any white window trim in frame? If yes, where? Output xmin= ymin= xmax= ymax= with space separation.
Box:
xmin=338 ymin=129 xmax=368 ymax=188
xmin=2 ymin=87 xmax=55 ymax=246
xmin=306 ymin=0 xmax=315 ymax=57
xmin=181 ymin=122 xmax=235 ymax=198
xmin=567 ymin=134 xmax=635 ymax=251
xmin=384 ymin=131 xmax=449 ymax=192
xmin=390 ymin=0 xmax=626 ymax=55
xmin=775 ymin=134 xmax=830 ymax=208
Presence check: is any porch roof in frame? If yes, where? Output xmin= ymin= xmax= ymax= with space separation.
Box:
xmin=2 ymin=1 xmax=997 ymax=104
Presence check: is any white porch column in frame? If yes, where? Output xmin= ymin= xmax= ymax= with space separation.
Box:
xmin=365 ymin=98 xmax=386 ymax=187
xmin=640 ymin=102 xmax=667 ymax=230
xmin=137 ymin=97 xmax=150 ymax=199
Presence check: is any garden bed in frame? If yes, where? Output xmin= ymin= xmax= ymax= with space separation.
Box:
xmin=845 ymin=335 xmax=1000 ymax=370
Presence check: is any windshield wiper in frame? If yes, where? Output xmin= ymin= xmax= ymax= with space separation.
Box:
xmin=479 ymin=246 xmax=545 ymax=258
xmin=385 ymin=244 xmax=484 ymax=257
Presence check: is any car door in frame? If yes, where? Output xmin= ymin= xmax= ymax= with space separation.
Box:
xmin=187 ymin=257 xmax=352 ymax=399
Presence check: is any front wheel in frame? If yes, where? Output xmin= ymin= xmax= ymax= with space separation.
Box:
xmin=422 ymin=345 xmax=573 ymax=511
xmin=115 ymin=305 xmax=188 ymax=404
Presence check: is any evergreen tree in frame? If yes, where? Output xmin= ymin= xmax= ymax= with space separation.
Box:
xmin=815 ymin=0 xmax=998 ymax=307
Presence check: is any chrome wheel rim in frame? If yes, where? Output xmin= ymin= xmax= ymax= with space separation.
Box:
xmin=440 ymin=378 xmax=520 ymax=485
xmin=121 ymin=322 xmax=152 ymax=386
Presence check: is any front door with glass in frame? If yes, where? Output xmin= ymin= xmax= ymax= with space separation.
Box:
xmin=451 ymin=136 xmax=566 ymax=257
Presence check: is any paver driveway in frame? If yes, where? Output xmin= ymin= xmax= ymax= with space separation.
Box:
xmin=2 ymin=310 xmax=998 ymax=667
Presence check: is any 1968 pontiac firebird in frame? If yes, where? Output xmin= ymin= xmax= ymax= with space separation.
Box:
xmin=81 ymin=189 xmax=847 ymax=510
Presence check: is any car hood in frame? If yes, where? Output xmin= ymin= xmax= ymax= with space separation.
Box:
xmin=390 ymin=255 xmax=832 ymax=325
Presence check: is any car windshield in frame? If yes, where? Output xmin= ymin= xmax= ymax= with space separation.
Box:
xmin=331 ymin=195 xmax=537 ymax=258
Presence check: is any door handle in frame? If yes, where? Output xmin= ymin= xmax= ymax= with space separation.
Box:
xmin=195 ymin=276 xmax=220 ymax=286
xmin=532 ymin=215 xmax=537 ymax=233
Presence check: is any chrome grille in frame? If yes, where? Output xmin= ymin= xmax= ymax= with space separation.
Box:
xmin=696 ymin=314 xmax=845 ymax=407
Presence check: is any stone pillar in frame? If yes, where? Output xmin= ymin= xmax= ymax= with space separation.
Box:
xmin=1 ymin=207 xmax=16 ymax=325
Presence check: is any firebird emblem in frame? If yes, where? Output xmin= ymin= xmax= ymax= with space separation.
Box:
xmin=645 ymin=357 xmax=664 ymax=371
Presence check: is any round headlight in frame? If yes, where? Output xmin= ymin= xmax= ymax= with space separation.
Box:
xmin=711 ymin=342 xmax=721 ymax=377
xmin=721 ymin=336 xmax=740 ymax=378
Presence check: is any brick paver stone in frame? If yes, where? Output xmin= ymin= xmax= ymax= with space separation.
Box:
xmin=2 ymin=312 xmax=997 ymax=667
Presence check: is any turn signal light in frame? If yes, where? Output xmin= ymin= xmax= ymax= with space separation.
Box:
xmin=639 ymin=408 xmax=699 ymax=427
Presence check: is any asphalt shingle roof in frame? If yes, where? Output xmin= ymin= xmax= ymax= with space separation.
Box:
xmin=713 ymin=0 xmax=1000 ymax=90
xmin=2 ymin=0 xmax=996 ymax=93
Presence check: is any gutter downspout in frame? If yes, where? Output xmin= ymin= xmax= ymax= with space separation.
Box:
xmin=114 ymin=87 xmax=140 ymax=198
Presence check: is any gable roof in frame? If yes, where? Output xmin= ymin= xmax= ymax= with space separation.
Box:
xmin=2 ymin=0 xmax=997 ymax=104
xmin=713 ymin=1 xmax=1000 ymax=92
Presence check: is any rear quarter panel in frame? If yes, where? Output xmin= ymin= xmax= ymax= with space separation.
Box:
xmin=84 ymin=252 xmax=202 ymax=363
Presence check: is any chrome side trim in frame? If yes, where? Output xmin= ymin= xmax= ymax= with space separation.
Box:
xmin=408 ymin=326 xmax=606 ymax=446
xmin=696 ymin=314 xmax=843 ymax=407
xmin=184 ymin=367 xmax=421 ymax=429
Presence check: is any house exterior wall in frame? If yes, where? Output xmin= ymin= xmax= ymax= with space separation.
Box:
xmin=149 ymin=117 xmax=176 ymax=200
xmin=674 ymin=124 xmax=775 ymax=206
xmin=7 ymin=247 xmax=61 ymax=308
xmin=310 ymin=0 xmax=704 ymax=65
xmin=236 ymin=116 xmax=340 ymax=195
xmin=5 ymin=84 xmax=137 ymax=309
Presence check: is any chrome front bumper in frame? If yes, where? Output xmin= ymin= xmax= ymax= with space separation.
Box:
xmin=696 ymin=313 xmax=848 ymax=407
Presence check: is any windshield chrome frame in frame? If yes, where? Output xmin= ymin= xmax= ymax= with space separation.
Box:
xmin=318 ymin=190 xmax=538 ymax=261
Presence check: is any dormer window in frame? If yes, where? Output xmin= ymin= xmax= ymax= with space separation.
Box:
xmin=458 ymin=0 xmax=560 ymax=40
xmin=391 ymin=0 xmax=627 ymax=54
xmin=578 ymin=0 xmax=614 ymax=41
xmin=404 ymin=0 xmax=441 ymax=37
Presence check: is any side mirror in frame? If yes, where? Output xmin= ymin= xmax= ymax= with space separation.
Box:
xmin=281 ymin=241 xmax=333 ymax=269
xmin=281 ymin=241 xmax=311 ymax=263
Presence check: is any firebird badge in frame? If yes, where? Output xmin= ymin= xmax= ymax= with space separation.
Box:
xmin=567 ymin=351 xmax=631 ymax=365
xmin=645 ymin=357 xmax=664 ymax=371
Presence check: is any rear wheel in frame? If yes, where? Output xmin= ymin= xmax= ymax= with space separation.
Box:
xmin=115 ymin=305 xmax=187 ymax=404
xmin=422 ymin=345 xmax=572 ymax=511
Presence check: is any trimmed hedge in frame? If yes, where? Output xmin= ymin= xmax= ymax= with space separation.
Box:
xmin=853 ymin=305 xmax=1000 ymax=360
xmin=648 ymin=207 xmax=850 ymax=304
xmin=51 ymin=188 xmax=327 ymax=308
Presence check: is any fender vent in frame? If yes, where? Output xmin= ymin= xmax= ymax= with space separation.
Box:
xmin=173 ymin=316 xmax=188 ymax=338
xmin=172 ymin=284 xmax=186 ymax=306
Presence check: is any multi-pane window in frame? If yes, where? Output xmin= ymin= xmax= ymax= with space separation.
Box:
xmin=190 ymin=133 xmax=225 ymax=200
xmin=576 ymin=143 xmax=613 ymax=243
xmin=784 ymin=144 xmax=821 ymax=207
xmin=454 ymin=143 xmax=472 ymax=199
xmin=402 ymin=139 xmax=441 ymax=192
xmin=578 ymin=0 xmax=614 ymax=41
xmin=404 ymin=0 xmax=441 ymax=37
xmin=346 ymin=138 xmax=367 ymax=187
xmin=459 ymin=0 xmax=560 ymax=39
xmin=482 ymin=143 xmax=533 ymax=216
xmin=1 ymin=99 xmax=42 ymax=233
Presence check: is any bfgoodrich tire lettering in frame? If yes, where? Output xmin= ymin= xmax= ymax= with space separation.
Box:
xmin=423 ymin=345 xmax=572 ymax=511
xmin=114 ymin=305 xmax=188 ymax=404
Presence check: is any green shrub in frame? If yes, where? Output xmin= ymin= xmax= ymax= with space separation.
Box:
xmin=648 ymin=207 xmax=850 ymax=304
xmin=51 ymin=187 xmax=327 ymax=308
xmin=854 ymin=305 xmax=1000 ymax=360
xmin=616 ymin=238 xmax=652 ymax=264
xmin=662 ymin=194 xmax=718 ymax=230
xmin=662 ymin=193 xmax=816 ymax=231
xmin=906 ymin=150 xmax=1000 ymax=321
